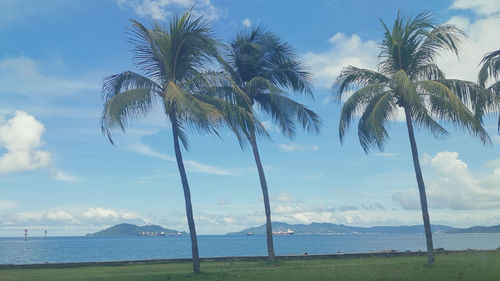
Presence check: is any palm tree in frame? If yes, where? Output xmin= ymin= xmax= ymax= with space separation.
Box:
xmin=217 ymin=27 xmax=321 ymax=262
xmin=478 ymin=49 xmax=500 ymax=130
xmin=333 ymin=11 xmax=490 ymax=265
xmin=100 ymin=11 xmax=225 ymax=273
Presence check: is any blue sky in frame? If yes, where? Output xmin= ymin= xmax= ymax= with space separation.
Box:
xmin=1 ymin=0 xmax=500 ymax=236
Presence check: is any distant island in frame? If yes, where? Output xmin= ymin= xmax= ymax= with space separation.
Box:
xmin=227 ymin=222 xmax=500 ymax=235
xmin=447 ymin=225 xmax=500 ymax=234
xmin=89 ymin=223 xmax=187 ymax=237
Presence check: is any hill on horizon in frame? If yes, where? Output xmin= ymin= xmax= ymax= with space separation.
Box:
xmin=226 ymin=222 xmax=459 ymax=235
xmin=90 ymin=223 xmax=187 ymax=236
xmin=447 ymin=224 xmax=500 ymax=233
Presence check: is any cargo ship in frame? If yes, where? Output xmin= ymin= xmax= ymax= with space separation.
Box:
xmin=272 ymin=229 xmax=294 ymax=235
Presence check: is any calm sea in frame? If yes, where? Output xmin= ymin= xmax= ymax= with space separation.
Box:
xmin=1 ymin=233 xmax=499 ymax=265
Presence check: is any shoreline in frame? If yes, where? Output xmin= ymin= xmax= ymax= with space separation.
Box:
xmin=1 ymin=249 xmax=498 ymax=269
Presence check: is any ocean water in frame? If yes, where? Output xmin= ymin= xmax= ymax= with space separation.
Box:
xmin=1 ymin=233 xmax=499 ymax=265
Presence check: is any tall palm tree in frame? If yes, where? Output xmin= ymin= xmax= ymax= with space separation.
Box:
xmin=333 ymin=11 xmax=490 ymax=265
xmin=100 ymin=11 xmax=225 ymax=273
xmin=478 ymin=49 xmax=500 ymax=130
xmin=217 ymin=27 xmax=321 ymax=262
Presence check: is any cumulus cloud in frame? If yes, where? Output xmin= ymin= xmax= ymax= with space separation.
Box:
xmin=302 ymin=32 xmax=379 ymax=88
xmin=117 ymin=0 xmax=220 ymax=21
xmin=393 ymin=151 xmax=500 ymax=210
xmin=242 ymin=18 xmax=251 ymax=27
xmin=437 ymin=15 xmax=500 ymax=84
xmin=0 ymin=206 xmax=145 ymax=229
xmin=0 ymin=111 xmax=51 ymax=174
xmin=392 ymin=191 xmax=420 ymax=210
xmin=278 ymin=142 xmax=319 ymax=152
xmin=450 ymin=0 xmax=500 ymax=16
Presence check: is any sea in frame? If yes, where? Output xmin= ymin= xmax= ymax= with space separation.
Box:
xmin=1 ymin=233 xmax=499 ymax=265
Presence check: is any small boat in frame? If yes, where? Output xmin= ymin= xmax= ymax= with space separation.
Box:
xmin=246 ymin=232 xmax=255 ymax=236
xmin=137 ymin=231 xmax=167 ymax=236
xmin=272 ymin=229 xmax=294 ymax=235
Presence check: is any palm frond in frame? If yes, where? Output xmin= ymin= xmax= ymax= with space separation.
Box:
xmin=333 ymin=66 xmax=390 ymax=100
xmin=438 ymin=79 xmax=494 ymax=122
xmin=129 ymin=20 xmax=171 ymax=84
xmin=357 ymin=92 xmax=397 ymax=152
xmin=410 ymin=63 xmax=445 ymax=81
xmin=392 ymin=70 xmax=448 ymax=137
xmin=255 ymin=92 xmax=320 ymax=138
xmin=478 ymin=49 xmax=500 ymax=87
xmin=101 ymin=88 xmax=155 ymax=144
xmin=416 ymin=80 xmax=491 ymax=144
xmin=339 ymin=84 xmax=387 ymax=142
xmin=163 ymin=81 xmax=221 ymax=137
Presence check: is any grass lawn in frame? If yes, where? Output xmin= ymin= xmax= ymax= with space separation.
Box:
xmin=1 ymin=251 xmax=500 ymax=281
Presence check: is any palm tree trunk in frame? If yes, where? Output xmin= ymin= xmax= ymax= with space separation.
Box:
xmin=171 ymin=113 xmax=201 ymax=273
xmin=403 ymin=107 xmax=435 ymax=265
xmin=248 ymin=132 xmax=276 ymax=263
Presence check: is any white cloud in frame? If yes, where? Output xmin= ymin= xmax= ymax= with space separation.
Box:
xmin=393 ymin=151 xmax=500 ymax=210
xmin=278 ymin=142 xmax=319 ymax=152
xmin=130 ymin=143 xmax=232 ymax=175
xmin=83 ymin=207 xmax=140 ymax=220
xmin=51 ymin=169 xmax=81 ymax=182
xmin=183 ymin=159 xmax=232 ymax=176
xmin=437 ymin=15 xmax=500 ymax=84
xmin=242 ymin=18 xmax=251 ymax=27
xmin=130 ymin=143 xmax=174 ymax=161
xmin=302 ymin=32 xmax=379 ymax=88
xmin=450 ymin=0 xmax=500 ymax=16
xmin=0 ymin=206 xmax=145 ymax=229
xmin=302 ymin=33 xmax=407 ymax=121
xmin=117 ymin=0 xmax=220 ymax=21
xmin=0 ymin=111 xmax=51 ymax=173
xmin=0 ymin=56 xmax=98 ymax=97
xmin=392 ymin=191 xmax=420 ymax=210
xmin=261 ymin=120 xmax=280 ymax=133
xmin=0 ymin=200 xmax=18 ymax=210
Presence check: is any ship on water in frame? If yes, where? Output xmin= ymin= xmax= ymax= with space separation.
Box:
xmin=137 ymin=231 xmax=182 ymax=236
xmin=272 ymin=229 xmax=294 ymax=235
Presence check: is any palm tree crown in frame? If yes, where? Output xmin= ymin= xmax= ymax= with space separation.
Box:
xmin=222 ymin=27 xmax=320 ymax=139
xmin=335 ymin=11 xmax=490 ymax=151
xmin=101 ymin=12 xmax=222 ymax=148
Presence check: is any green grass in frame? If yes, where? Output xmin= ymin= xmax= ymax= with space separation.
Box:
xmin=1 ymin=252 xmax=500 ymax=281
